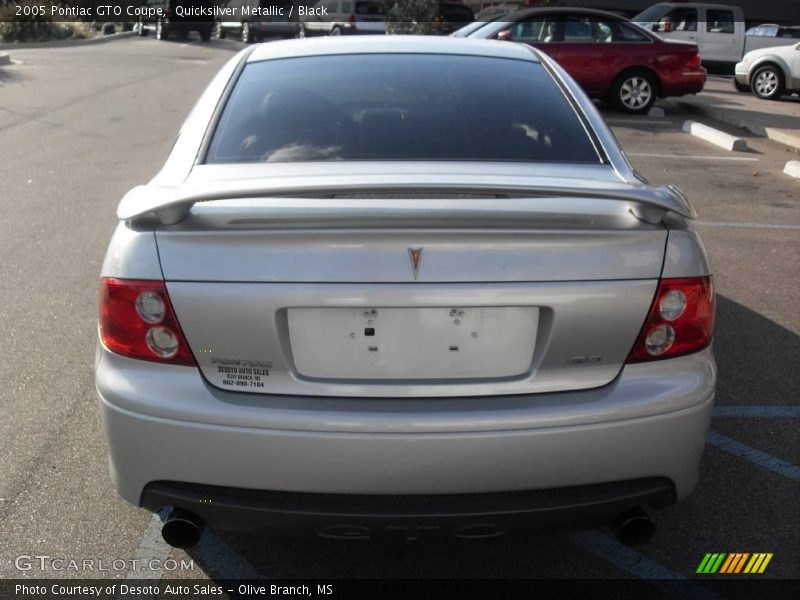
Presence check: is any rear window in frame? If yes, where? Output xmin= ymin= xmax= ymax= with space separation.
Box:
xmin=205 ymin=54 xmax=600 ymax=164
xmin=356 ymin=1 xmax=385 ymax=15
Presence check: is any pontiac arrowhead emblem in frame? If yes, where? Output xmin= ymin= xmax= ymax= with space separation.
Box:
xmin=408 ymin=248 xmax=423 ymax=280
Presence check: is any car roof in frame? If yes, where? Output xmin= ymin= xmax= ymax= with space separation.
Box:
xmin=247 ymin=36 xmax=540 ymax=64
xmin=499 ymin=7 xmax=632 ymax=21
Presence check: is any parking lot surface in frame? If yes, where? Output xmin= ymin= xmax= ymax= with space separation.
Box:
xmin=0 ymin=37 xmax=797 ymax=588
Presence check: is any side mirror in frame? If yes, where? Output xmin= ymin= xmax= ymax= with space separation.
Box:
xmin=496 ymin=29 xmax=512 ymax=41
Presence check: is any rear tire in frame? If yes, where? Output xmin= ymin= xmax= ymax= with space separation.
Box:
xmin=241 ymin=21 xmax=252 ymax=44
xmin=329 ymin=26 xmax=341 ymax=36
xmin=611 ymin=70 xmax=657 ymax=115
xmin=751 ymin=65 xmax=784 ymax=100
xmin=295 ymin=24 xmax=305 ymax=38
xmin=200 ymin=28 xmax=212 ymax=42
xmin=136 ymin=19 xmax=146 ymax=36
xmin=213 ymin=21 xmax=226 ymax=39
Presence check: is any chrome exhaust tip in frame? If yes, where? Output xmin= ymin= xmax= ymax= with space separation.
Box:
xmin=613 ymin=506 xmax=655 ymax=547
xmin=161 ymin=508 xmax=204 ymax=549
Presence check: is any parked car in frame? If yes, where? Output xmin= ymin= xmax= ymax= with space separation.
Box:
xmin=744 ymin=23 xmax=800 ymax=53
xmin=213 ymin=0 xmax=303 ymax=42
xmin=303 ymin=0 xmax=387 ymax=36
xmin=632 ymin=2 xmax=743 ymax=66
xmin=134 ymin=0 xmax=215 ymax=41
xmin=98 ymin=36 xmax=716 ymax=549
xmin=467 ymin=8 xmax=706 ymax=114
xmin=734 ymin=42 xmax=800 ymax=99
xmin=432 ymin=1 xmax=475 ymax=35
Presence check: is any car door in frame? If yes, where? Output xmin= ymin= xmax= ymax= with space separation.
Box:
xmin=547 ymin=15 xmax=619 ymax=95
xmin=651 ymin=6 xmax=699 ymax=46
xmin=703 ymin=8 xmax=738 ymax=62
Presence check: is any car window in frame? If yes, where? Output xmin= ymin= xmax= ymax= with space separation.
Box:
xmin=206 ymin=54 xmax=601 ymax=165
xmin=659 ymin=8 xmax=697 ymax=32
xmin=707 ymin=10 xmax=734 ymax=34
xmin=613 ymin=22 xmax=651 ymax=42
xmin=340 ymin=0 xmax=352 ymax=13
xmin=507 ymin=18 xmax=545 ymax=42
xmin=355 ymin=1 xmax=384 ymax=15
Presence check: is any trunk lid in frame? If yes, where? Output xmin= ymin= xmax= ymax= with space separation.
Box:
xmin=153 ymin=164 xmax=671 ymax=397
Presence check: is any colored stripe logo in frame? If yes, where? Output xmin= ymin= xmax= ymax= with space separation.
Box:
xmin=696 ymin=553 xmax=773 ymax=574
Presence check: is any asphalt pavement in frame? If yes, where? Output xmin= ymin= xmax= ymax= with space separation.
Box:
xmin=0 ymin=36 xmax=797 ymax=588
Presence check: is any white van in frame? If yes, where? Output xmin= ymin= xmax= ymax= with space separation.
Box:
xmin=633 ymin=2 xmax=745 ymax=64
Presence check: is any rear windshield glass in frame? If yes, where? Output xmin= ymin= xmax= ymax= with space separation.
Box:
xmin=205 ymin=54 xmax=600 ymax=164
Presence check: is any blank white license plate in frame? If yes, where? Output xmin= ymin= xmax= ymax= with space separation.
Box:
xmin=288 ymin=307 xmax=538 ymax=380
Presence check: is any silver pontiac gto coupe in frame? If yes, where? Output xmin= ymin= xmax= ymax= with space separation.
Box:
xmin=96 ymin=36 xmax=716 ymax=548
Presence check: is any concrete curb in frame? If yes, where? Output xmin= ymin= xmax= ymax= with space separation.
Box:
xmin=0 ymin=30 xmax=134 ymax=51
xmin=784 ymin=161 xmax=800 ymax=180
xmin=676 ymin=98 xmax=800 ymax=152
xmin=0 ymin=51 xmax=10 ymax=66
xmin=682 ymin=120 xmax=749 ymax=152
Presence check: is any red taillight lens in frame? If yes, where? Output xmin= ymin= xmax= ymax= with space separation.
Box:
xmin=627 ymin=276 xmax=715 ymax=363
xmin=99 ymin=278 xmax=196 ymax=366
xmin=348 ymin=14 xmax=356 ymax=23
xmin=686 ymin=53 xmax=702 ymax=69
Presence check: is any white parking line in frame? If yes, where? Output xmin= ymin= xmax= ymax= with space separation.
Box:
xmin=566 ymin=531 xmax=722 ymax=599
xmin=714 ymin=405 xmax=800 ymax=417
xmin=707 ymin=431 xmax=800 ymax=480
xmin=694 ymin=220 xmax=800 ymax=230
xmin=607 ymin=119 xmax=673 ymax=126
xmin=627 ymin=152 xmax=760 ymax=161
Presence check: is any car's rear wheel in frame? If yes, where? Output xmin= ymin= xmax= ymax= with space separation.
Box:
xmin=241 ymin=21 xmax=252 ymax=43
xmin=135 ymin=19 xmax=146 ymax=36
xmin=213 ymin=21 xmax=225 ymax=39
xmin=295 ymin=24 xmax=305 ymax=38
xmin=200 ymin=27 xmax=212 ymax=42
xmin=612 ymin=71 xmax=657 ymax=115
xmin=329 ymin=26 xmax=342 ymax=36
xmin=751 ymin=65 xmax=784 ymax=100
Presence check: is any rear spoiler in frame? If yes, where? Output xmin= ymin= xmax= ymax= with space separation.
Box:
xmin=118 ymin=181 xmax=695 ymax=225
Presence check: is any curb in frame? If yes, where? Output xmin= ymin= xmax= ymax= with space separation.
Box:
xmin=682 ymin=120 xmax=748 ymax=152
xmin=676 ymin=99 xmax=800 ymax=152
xmin=0 ymin=30 xmax=135 ymax=51
xmin=784 ymin=161 xmax=800 ymax=180
xmin=0 ymin=51 xmax=9 ymax=66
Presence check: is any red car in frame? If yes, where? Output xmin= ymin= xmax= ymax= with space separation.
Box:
xmin=463 ymin=8 xmax=706 ymax=114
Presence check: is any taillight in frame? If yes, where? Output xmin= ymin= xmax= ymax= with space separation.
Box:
xmin=686 ymin=53 xmax=701 ymax=69
xmin=99 ymin=278 xmax=196 ymax=366
xmin=627 ymin=276 xmax=715 ymax=363
xmin=348 ymin=14 xmax=356 ymax=23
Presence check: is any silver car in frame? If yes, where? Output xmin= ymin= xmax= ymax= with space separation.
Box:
xmin=96 ymin=36 xmax=716 ymax=549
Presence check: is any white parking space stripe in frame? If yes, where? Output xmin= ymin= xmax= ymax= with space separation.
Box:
xmin=707 ymin=432 xmax=800 ymax=481
xmin=627 ymin=153 xmax=760 ymax=161
xmin=714 ymin=405 xmax=800 ymax=417
xmin=124 ymin=512 xmax=172 ymax=581
xmin=694 ymin=220 xmax=800 ymax=230
xmin=607 ymin=119 xmax=673 ymax=126
xmin=566 ymin=531 xmax=721 ymax=598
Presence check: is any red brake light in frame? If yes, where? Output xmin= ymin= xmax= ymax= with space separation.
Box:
xmin=348 ymin=14 xmax=356 ymax=23
xmin=686 ymin=53 xmax=702 ymax=69
xmin=627 ymin=277 xmax=715 ymax=363
xmin=99 ymin=278 xmax=196 ymax=366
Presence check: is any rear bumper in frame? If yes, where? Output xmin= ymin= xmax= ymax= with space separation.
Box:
xmin=97 ymin=343 xmax=715 ymax=528
xmin=661 ymin=69 xmax=707 ymax=97
xmin=141 ymin=478 xmax=675 ymax=537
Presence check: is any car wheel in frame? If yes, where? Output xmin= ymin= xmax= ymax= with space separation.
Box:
xmin=751 ymin=65 xmax=784 ymax=100
xmin=200 ymin=28 xmax=212 ymax=42
xmin=241 ymin=21 xmax=251 ymax=44
xmin=329 ymin=26 xmax=341 ymax=36
xmin=295 ymin=24 xmax=305 ymax=39
xmin=155 ymin=20 xmax=168 ymax=41
xmin=213 ymin=21 xmax=225 ymax=39
xmin=135 ymin=19 xmax=146 ymax=36
xmin=733 ymin=79 xmax=749 ymax=93
xmin=612 ymin=71 xmax=657 ymax=114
